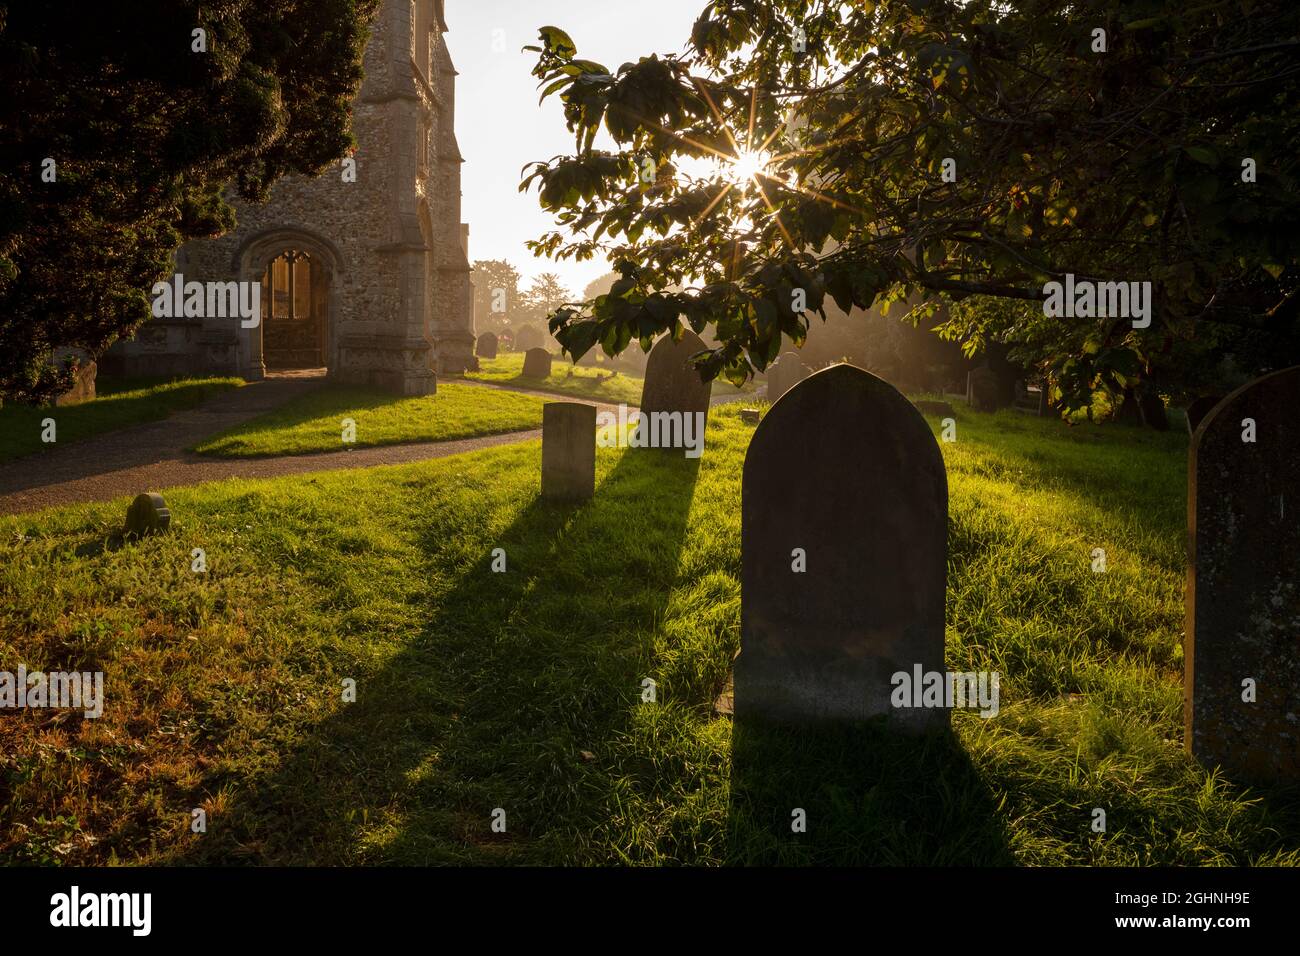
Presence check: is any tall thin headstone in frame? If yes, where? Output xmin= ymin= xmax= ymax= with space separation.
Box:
xmin=1186 ymin=365 xmax=1300 ymax=783
xmin=737 ymin=364 xmax=949 ymax=729
xmin=542 ymin=402 xmax=596 ymax=501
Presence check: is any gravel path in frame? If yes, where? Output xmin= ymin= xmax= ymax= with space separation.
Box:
xmin=0 ymin=372 xmax=751 ymax=517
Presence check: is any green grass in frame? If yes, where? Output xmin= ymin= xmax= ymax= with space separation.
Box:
xmin=2 ymin=403 xmax=1298 ymax=865
xmin=0 ymin=376 xmax=243 ymax=464
xmin=191 ymin=381 xmax=549 ymax=458
xmin=467 ymin=351 xmax=750 ymax=405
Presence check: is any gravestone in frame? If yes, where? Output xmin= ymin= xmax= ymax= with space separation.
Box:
xmin=966 ymin=367 xmax=1002 ymax=412
xmin=737 ymin=363 xmax=949 ymax=729
xmin=522 ymin=348 xmax=553 ymax=379
xmin=124 ymin=493 xmax=171 ymax=538
xmin=639 ymin=330 xmax=712 ymax=423
xmin=514 ymin=326 xmax=544 ymax=353
xmin=765 ymin=352 xmax=809 ymax=404
xmin=1186 ymin=365 xmax=1300 ymax=783
xmin=1037 ymin=386 xmax=1051 ymax=417
xmin=739 ymin=408 xmax=761 ymax=425
xmin=1185 ymin=395 xmax=1223 ymax=436
xmin=476 ymin=332 xmax=498 ymax=359
xmin=541 ymin=402 xmax=596 ymax=501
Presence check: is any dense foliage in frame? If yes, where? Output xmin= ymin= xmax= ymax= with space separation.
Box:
xmin=524 ymin=1 xmax=1300 ymax=408
xmin=0 ymin=0 xmax=378 ymax=402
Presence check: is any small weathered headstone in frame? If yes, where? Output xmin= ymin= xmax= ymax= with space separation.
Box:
xmin=1186 ymin=365 xmax=1300 ymax=783
xmin=1037 ymin=386 xmax=1051 ymax=417
xmin=766 ymin=352 xmax=809 ymax=403
xmin=514 ymin=326 xmax=544 ymax=353
xmin=639 ymin=330 xmax=712 ymax=427
xmin=737 ymin=363 xmax=948 ymax=729
xmin=541 ymin=402 xmax=596 ymax=501
xmin=739 ymin=408 xmax=761 ymax=425
xmin=476 ymin=332 xmax=498 ymax=359
xmin=522 ymin=348 xmax=553 ymax=379
xmin=1185 ymin=395 xmax=1223 ymax=436
xmin=124 ymin=493 xmax=171 ymax=538
xmin=914 ymin=400 xmax=955 ymax=417
xmin=966 ymin=367 xmax=1002 ymax=412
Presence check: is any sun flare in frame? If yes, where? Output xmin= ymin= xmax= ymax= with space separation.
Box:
xmin=724 ymin=148 xmax=771 ymax=187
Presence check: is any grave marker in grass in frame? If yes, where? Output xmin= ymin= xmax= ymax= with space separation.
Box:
xmin=522 ymin=348 xmax=553 ymax=380
xmin=1186 ymin=365 xmax=1300 ymax=783
xmin=542 ymin=402 xmax=596 ymax=501
xmin=736 ymin=364 xmax=949 ymax=729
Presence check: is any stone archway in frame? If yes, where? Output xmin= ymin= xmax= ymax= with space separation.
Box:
xmin=233 ymin=228 xmax=345 ymax=380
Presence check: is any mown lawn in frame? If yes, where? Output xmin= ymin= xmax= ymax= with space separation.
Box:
xmin=467 ymin=352 xmax=750 ymax=405
xmin=2 ymin=402 xmax=1298 ymax=865
xmin=191 ymin=381 xmax=549 ymax=458
xmin=0 ymin=377 xmax=243 ymax=463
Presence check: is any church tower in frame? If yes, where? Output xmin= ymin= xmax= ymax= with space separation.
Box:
xmin=102 ymin=0 xmax=476 ymax=394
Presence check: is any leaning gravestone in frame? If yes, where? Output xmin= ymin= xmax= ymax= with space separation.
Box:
xmin=514 ymin=326 xmax=544 ymax=352
xmin=541 ymin=402 xmax=596 ymax=501
xmin=476 ymin=332 xmax=498 ymax=359
xmin=1186 ymin=365 xmax=1300 ymax=783
xmin=124 ymin=493 xmax=171 ymax=538
xmin=522 ymin=348 xmax=553 ymax=379
xmin=765 ymin=352 xmax=809 ymax=403
xmin=736 ymin=363 xmax=949 ymax=729
xmin=639 ymin=330 xmax=712 ymax=422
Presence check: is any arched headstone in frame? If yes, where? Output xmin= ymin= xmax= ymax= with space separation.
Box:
xmin=737 ymin=364 xmax=949 ymax=728
xmin=476 ymin=332 xmax=498 ymax=359
xmin=522 ymin=347 xmax=553 ymax=379
xmin=1186 ymin=365 xmax=1300 ymax=783
xmin=639 ymin=329 xmax=712 ymax=421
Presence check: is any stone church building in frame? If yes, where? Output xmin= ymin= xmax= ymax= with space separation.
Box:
xmin=102 ymin=0 xmax=475 ymax=394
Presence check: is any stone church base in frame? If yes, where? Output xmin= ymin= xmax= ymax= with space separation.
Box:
xmin=335 ymin=332 xmax=437 ymax=396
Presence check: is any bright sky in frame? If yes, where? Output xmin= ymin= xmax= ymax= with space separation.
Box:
xmin=444 ymin=0 xmax=707 ymax=298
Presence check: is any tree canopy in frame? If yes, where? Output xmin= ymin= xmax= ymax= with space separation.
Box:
xmin=0 ymin=0 xmax=378 ymax=402
xmin=523 ymin=0 xmax=1300 ymax=409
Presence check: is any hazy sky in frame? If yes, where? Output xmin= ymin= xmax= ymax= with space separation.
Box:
xmin=444 ymin=1 xmax=708 ymax=298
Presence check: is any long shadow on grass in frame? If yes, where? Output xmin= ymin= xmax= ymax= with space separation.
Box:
xmin=728 ymin=717 xmax=1015 ymax=865
xmin=164 ymin=445 xmax=701 ymax=865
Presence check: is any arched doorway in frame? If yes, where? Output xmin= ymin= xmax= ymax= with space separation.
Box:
xmin=260 ymin=249 xmax=328 ymax=369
